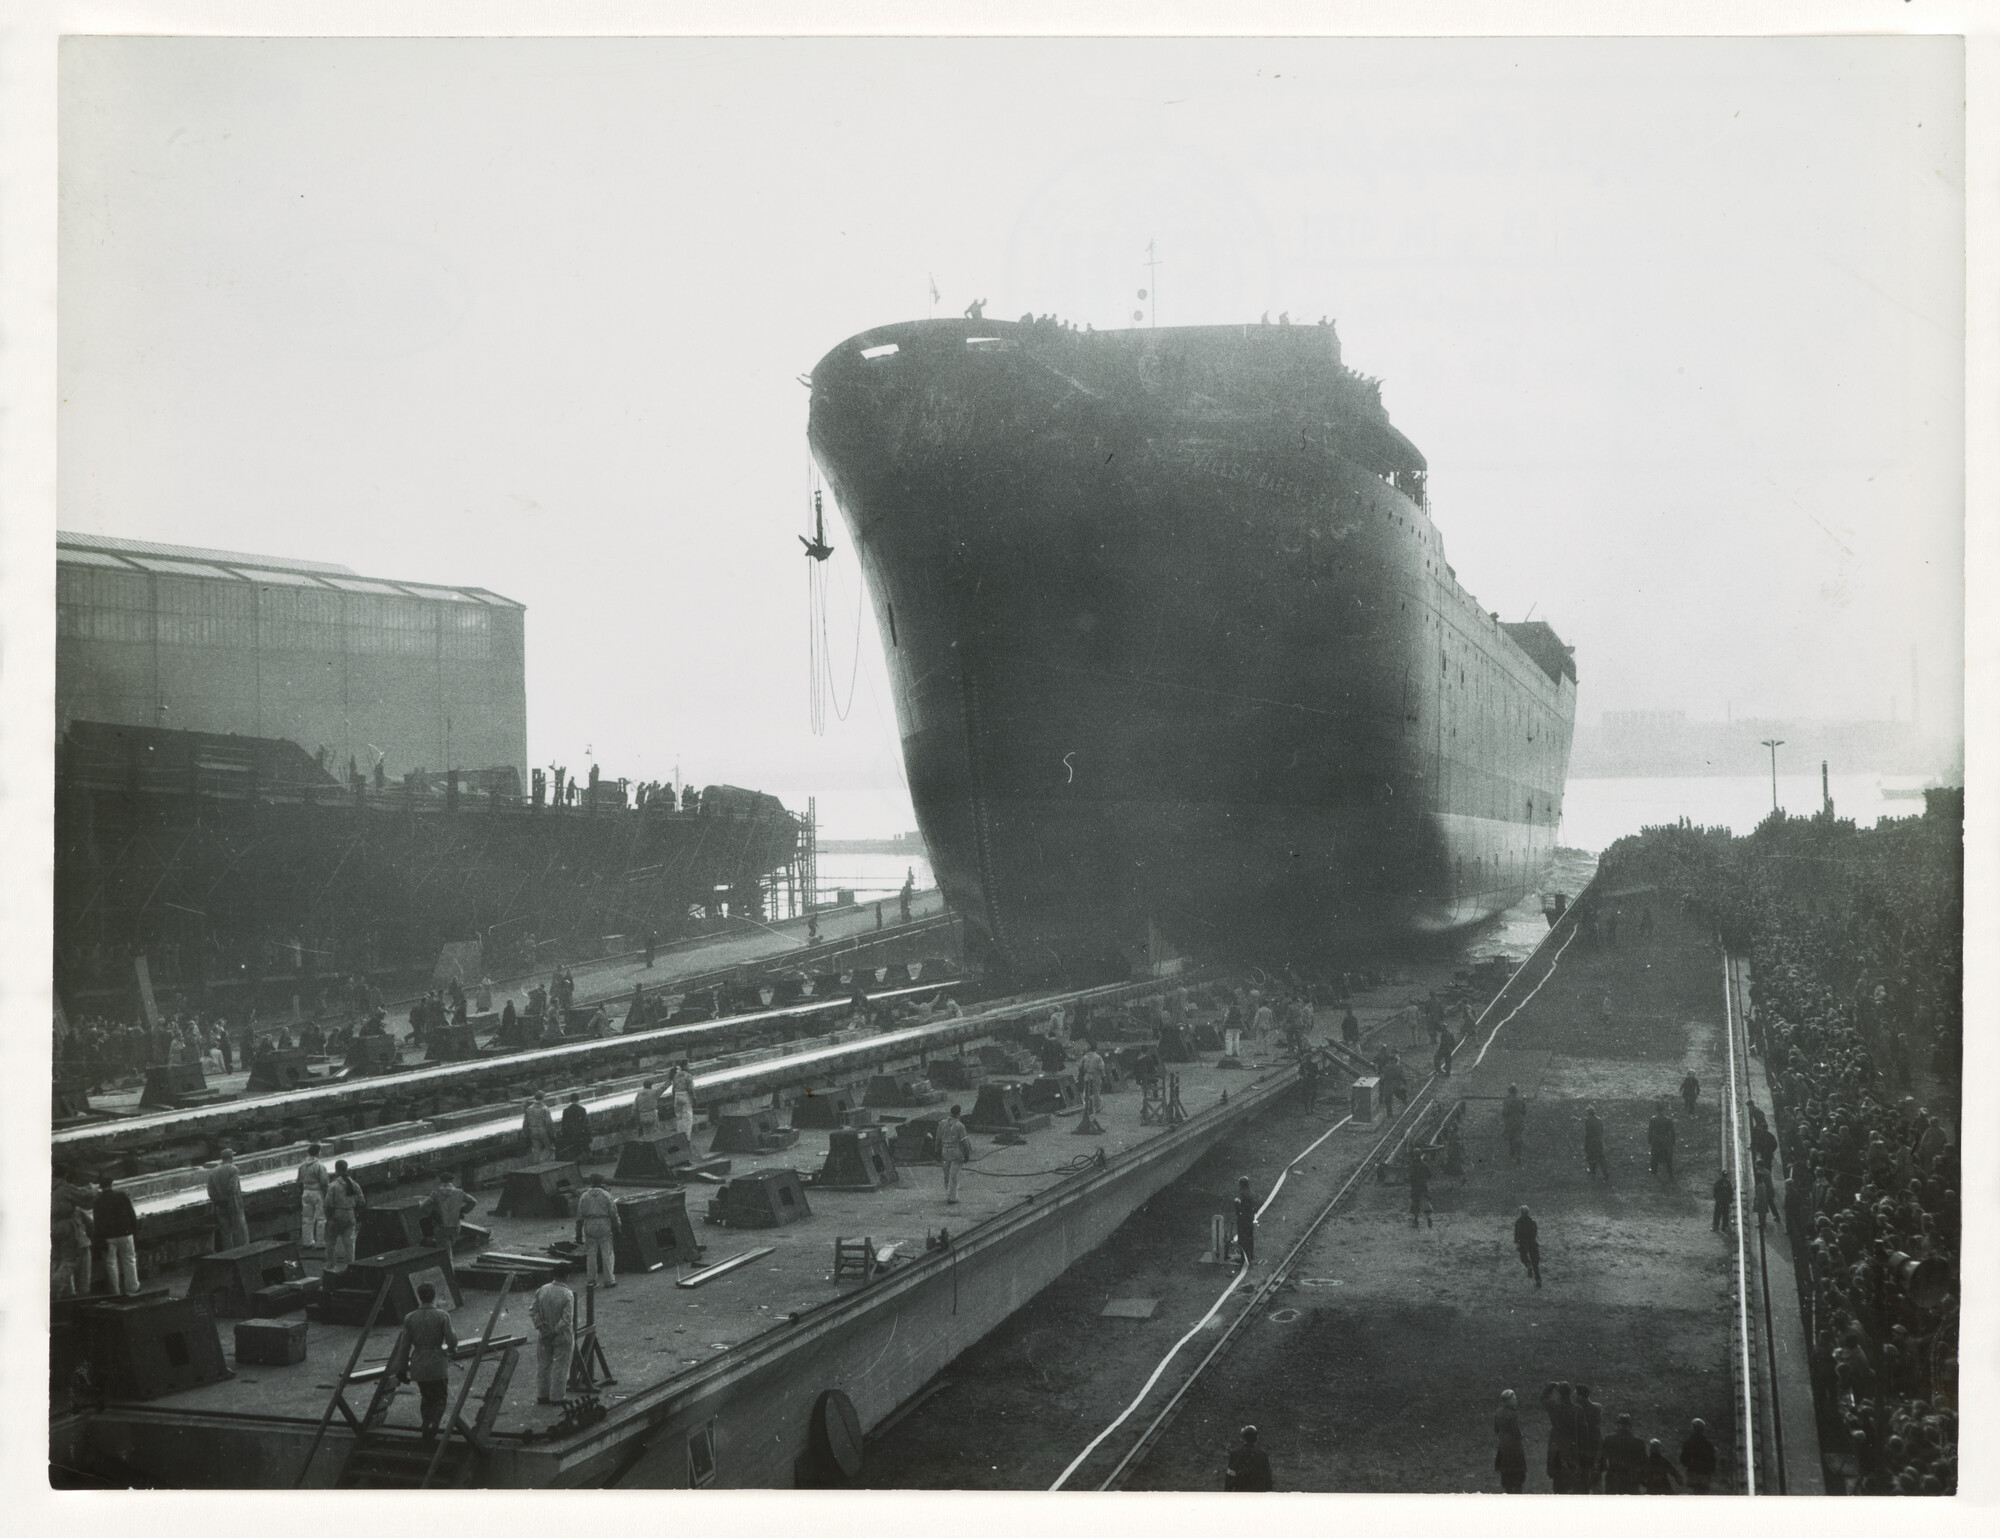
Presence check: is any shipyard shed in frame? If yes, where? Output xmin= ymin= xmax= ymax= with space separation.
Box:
xmin=56 ymin=531 xmax=527 ymax=787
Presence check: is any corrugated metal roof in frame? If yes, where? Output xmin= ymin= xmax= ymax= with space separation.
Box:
xmin=56 ymin=530 xmax=524 ymax=610
xmin=59 ymin=530 xmax=359 ymax=575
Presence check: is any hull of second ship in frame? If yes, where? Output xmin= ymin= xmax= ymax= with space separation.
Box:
xmin=809 ymin=322 xmax=1572 ymax=975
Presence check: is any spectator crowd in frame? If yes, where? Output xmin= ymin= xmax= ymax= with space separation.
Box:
xmin=1600 ymin=790 xmax=1960 ymax=1495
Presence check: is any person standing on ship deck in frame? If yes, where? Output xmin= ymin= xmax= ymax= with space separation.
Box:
xmin=324 ymin=1160 xmax=365 ymax=1277
xmin=1078 ymin=1043 xmax=1106 ymax=1119
xmin=938 ymin=1104 xmax=970 ymax=1203
xmin=420 ymin=1171 xmax=479 ymax=1279
xmin=393 ymin=1282 xmax=459 ymax=1445
xmin=574 ymin=1174 xmax=618 ymax=1289
xmin=531 ymin=1275 xmax=575 ymax=1405
xmin=524 ymin=1093 xmax=555 ymax=1162
xmin=559 ymin=1092 xmax=592 ymax=1161
xmin=207 ymin=1148 xmax=250 ymax=1252
xmin=297 ymin=1141 xmax=330 ymax=1249
xmin=94 ymin=1174 xmax=141 ymax=1296
xmin=634 ymin=1078 xmax=662 ymax=1135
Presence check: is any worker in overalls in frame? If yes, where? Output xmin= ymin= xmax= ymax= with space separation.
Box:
xmin=574 ymin=1174 xmax=618 ymax=1289
xmin=1078 ymin=1043 xmax=1106 ymax=1120
xmin=530 ymin=1275 xmax=575 ymax=1406
xmin=420 ymin=1170 xmax=479 ymax=1279
xmin=634 ymin=1078 xmax=663 ymax=1135
xmin=297 ymin=1141 xmax=330 ymax=1249
xmin=938 ymin=1104 xmax=970 ymax=1204
xmin=523 ymin=1092 xmax=556 ymax=1162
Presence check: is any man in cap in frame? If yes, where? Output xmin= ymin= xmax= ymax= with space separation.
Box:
xmin=574 ymin=1173 xmax=618 ymax=1289
xmin=324 ymin=1158 xmax=365 ymax=1276
xmin=420 ymin=1169 xmax=479 ymax=1279
xmin=1513 ymin=1205 xmax=1542 ymax=1287
xmin=297 ymin=1141 xmax=330 ymax=1249
xmin=1078 ymin=1041 xmax=1106 ymax=1120
xmin=207 ymin=1147 xmax=250 ymax=1251
xmin=1753 ymin=1163 xmax=1784 ymax=1231
xmin=1679 ymin=1418 xmax=1718 ymax=1493
xmin=558 ymin=1092 xmax=592 ymax=1161
xmin=938 ymin=1103 xmax=970 ymax=1204
xmin=634 ymin=1077 xmax=663 ymax=1135
xmin=1647 ymin=1102 xmax=1678 ymax=1178
xmin=530 ymin=1273 xmax=575 ymax=1405
xmin=94 ymin=1173 xmax=142 ymax=1295
xmin=1600 ymin=1412 xmax=1647 ymax=1493
xmin=393 ymin=1281 xmax=459 ymax=1446
xmin=1224 ymin=1425 xmax=1272 ymax=1490
xmin=671 ymin=1064 xmax=696 ymax=1141
xmin=523 ymin=1092 xmax=556 ymax=1162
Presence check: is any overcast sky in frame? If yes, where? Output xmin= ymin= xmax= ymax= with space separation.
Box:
xmin=59 ymin=36 xmax=1963 ymax=836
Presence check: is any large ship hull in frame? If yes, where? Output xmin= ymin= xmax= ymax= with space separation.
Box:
xmin=809 ymin=318 xmax=1575 ymax=976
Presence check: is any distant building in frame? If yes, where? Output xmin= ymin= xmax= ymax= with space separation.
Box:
xmin=1569 ymin=707 xmax=1943 ymax=779
xmin=56 ymin=531 xmax=526 ymax=785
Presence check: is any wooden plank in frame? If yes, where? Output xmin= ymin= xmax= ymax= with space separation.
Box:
xmin=675 ymin=1246 xmax=775 ymax=1287
xmin=348 ymin=1335 xmax=527 ymax=1382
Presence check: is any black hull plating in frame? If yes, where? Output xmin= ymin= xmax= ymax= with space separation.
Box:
xmin=809 ymin=318 xmax=1575 ymax=976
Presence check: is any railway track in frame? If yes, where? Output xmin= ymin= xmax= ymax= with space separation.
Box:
xmin=1722 ymin=949 xmax=1786 ymax=1495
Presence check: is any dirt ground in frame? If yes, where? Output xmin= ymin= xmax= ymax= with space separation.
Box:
xmin=860 ymin=902 xmax=1741 ymax=1491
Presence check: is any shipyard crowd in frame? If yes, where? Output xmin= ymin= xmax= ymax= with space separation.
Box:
xmin=1486 ymin=1384 xmax=1718 ymax=1494
xmin=1598 ymin=793 xmax=1961 ymax=1495
xmin=53 ymin=1008 xmax=326 ymax=1088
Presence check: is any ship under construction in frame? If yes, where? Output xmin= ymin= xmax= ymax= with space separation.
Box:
xmin=808 ymin=314 xmax=1577 ymax=977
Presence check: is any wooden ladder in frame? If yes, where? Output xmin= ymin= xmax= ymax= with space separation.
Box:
xmin=412 ymin=1275 xmax=517 ymax=1488
xmin=293 ymin=1274 xmax=518 ymax=1489
xmin=338 ymin=1345 xmax=519 ymax=1488
xmin=292 ymin=1275 xmax=396 ymax=1487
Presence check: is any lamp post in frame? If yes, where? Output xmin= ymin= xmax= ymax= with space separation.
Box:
xmin=1761 ymin=738 xmax=1785 ymax=813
